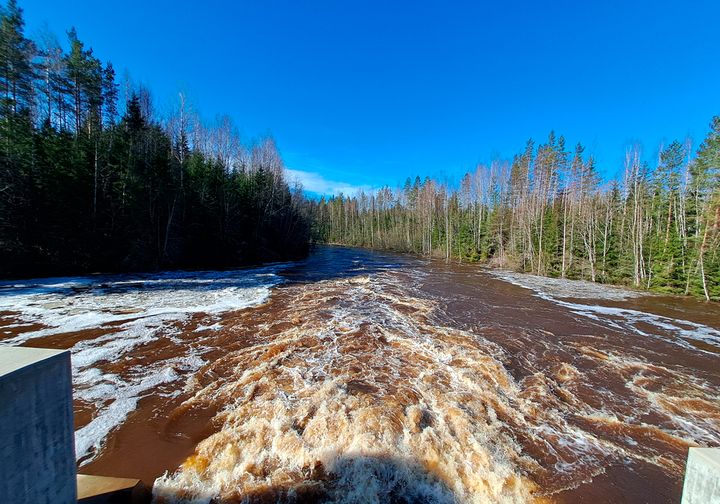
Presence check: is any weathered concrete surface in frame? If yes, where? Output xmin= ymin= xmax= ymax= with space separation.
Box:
xmin=682 ymin=447 xmax=720 ymax=504
xmin=0 ymin=346 xmax=76 ymax=504
xmin=77 ymin=474 xmax=150 ymax=503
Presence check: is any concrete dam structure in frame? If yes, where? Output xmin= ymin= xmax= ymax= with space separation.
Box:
xmin=0 ymin=346 xmax=76 ymax=504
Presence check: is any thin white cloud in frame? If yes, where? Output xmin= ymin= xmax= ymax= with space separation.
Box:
xmin=285 ymin=168 xmax=373 ymax=196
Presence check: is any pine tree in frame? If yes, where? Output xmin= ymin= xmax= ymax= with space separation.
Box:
xmin=64 ymin=27 xmax=102 ymax=135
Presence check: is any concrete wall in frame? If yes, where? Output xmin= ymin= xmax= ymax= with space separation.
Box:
xmin=0 ymin=346 xmax=77 ymax=504
xmin=682 ymin=447 xmax=720 ymax=504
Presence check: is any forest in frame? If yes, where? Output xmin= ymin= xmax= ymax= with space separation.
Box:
xmin=314 ymin=128 xmax=720 ymax=300
xmin=1 ymin=0 xmax=718 ymax=301
xmin=0 ymin=0 xmax=311 ymax=277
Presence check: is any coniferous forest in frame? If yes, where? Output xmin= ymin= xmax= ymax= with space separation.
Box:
xmin=0 ymin=0 xmax=311 ymax=277
xmin=1 ymin=0 xmax=719 ymax=301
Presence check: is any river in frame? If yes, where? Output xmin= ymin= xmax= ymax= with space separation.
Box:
xmin=1 ymin=246 xmax=718 ymax=503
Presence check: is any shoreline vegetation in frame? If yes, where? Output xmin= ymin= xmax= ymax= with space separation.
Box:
xmin=0 ymin=0 xmax=718 ymax=300
xmin=0 ymin=0 xmax=311 ymax=279
xmin=313 ymin=127 xmax=720 ymax=301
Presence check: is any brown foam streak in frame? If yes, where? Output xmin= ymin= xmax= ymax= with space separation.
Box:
xmin=154 ymin=271 xmax=720 ymax=503
xmin=154 ymin=277 xmax=540 ymax=503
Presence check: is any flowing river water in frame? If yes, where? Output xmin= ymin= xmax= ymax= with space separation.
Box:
xmin=1 ymin=246 xmax=719 ymax=503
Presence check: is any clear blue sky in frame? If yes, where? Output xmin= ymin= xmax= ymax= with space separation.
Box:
xmin=21 ymin=0 xmax=720 ymax=194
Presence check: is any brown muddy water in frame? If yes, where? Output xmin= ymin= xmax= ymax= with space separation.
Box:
xmin=1 ymin=246 xmax=719 ymax=503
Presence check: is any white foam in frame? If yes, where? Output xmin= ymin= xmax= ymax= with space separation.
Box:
xmin=0 ymin=265 xmax=291 ymax=463
xmin=491 ymin=270 xmax=645 ymax=301
xmin=74 ymin=365 xmax=180 ymax=462
xmin=0 ymin=266 xmax=288 ymax=341
xmin=491 ymin=270 xmax=720 ymax=352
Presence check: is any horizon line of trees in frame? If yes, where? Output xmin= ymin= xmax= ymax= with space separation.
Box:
xmin=314 ymin=125 xmax=720 ymax=300
xmin=0 ymin=0 xmax=312 ymax=278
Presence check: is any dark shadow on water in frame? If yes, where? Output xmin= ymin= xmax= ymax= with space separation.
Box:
xmin=204 ymin=454 xmax=457 ymax=504
xmin=280 ymin=245 xmax=419 ymax=285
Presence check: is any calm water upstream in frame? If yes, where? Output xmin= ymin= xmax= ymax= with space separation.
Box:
xmin=1 ymin=246 xmax=719 ymax=503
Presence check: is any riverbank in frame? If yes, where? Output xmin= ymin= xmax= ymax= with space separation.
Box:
xmin=323 ymin=241 xmax=718 ymax=302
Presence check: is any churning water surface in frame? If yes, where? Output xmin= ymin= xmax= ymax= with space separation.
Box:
xmin=1 ymin=246 xmax=718 ymax=503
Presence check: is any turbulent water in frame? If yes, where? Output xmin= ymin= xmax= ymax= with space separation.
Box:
xmin=1 ymin=246 xmax=719 ymax=503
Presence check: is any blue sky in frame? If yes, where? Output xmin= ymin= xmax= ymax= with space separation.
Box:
xmin=21 ymin=0 xmax=720 ymax=195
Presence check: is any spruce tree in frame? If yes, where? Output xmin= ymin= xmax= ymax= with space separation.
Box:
xmin=0 ymin=0 xmax=34 ymax=116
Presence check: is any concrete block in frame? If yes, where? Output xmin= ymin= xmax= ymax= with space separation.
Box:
xmin=682 ymin=447 xmax=720 ymax=504
xmin=0 ymin=346 xmax=76 ymax=504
